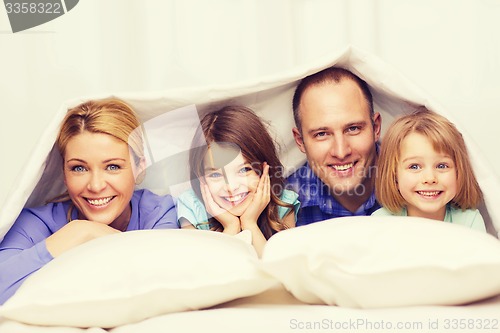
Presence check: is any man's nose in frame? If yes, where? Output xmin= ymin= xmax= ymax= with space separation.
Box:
xmin=329 ymin=136 xmax=351 ymax=159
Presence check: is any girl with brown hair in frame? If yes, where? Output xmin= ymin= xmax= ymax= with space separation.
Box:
xmin=176 ymin=105 xmax=300 ymax=256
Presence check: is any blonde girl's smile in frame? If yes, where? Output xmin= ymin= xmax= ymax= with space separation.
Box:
xmin=397 ymin=132 xmax=457 ymax=219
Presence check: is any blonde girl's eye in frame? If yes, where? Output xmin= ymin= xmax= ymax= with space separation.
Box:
xmin=437 ymin=163 xmax=447 ymax=169
xmin=408 ymin=164 xmax=421 ymax=170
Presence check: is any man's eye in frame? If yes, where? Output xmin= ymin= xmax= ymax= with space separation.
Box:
xmin=346 ymin=126 xmax=361 ymax=133
xmin=314 ymin=132 xmax=327 ymax=138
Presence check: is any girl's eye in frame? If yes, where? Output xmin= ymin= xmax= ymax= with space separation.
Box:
xmin=71 ymin=165 xmax=87 ymax=172
xmin=106 ymin=164 xmax=121 ymax=171
xmin=239 ymin=166 xmax=253 ymax=174
xmin=437 ymin=163 xmax=449 ymax=169
xmin=408 ymin=164 xmax=421 ymax=170
xmin=206 ymin=171 xmax=223 ymax=179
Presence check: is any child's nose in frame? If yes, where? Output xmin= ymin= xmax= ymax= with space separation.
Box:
xmin=223 ymin=175 xmax=243 ymax=193
xmin=422 ymin=168 xmax=437 ymax=184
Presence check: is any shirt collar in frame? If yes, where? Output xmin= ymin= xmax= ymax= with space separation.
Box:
xmin=297 ymin=163 xmax=378 ymax=215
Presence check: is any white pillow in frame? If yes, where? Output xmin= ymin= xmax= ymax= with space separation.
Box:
xmin=259 ymin=215 xmax=500 ymax=308
xmin=0 ymin=229 xmax=276 ymax=327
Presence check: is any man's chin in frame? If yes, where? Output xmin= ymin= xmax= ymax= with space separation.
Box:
xmin=325 ymin=180 xmax=366 ymax=197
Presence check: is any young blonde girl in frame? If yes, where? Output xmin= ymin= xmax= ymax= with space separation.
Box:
xmin=372 ymin=108 xmax=485 ymax=232
xmin=176 ymin=105 xmax=300 ymax=255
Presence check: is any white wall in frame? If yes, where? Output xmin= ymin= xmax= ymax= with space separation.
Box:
xmin=1 ymin=0 xmax=499 ymax=207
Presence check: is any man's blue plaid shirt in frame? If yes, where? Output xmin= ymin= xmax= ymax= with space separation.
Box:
xmin=286 ymin=162 xmax=380 ymax=226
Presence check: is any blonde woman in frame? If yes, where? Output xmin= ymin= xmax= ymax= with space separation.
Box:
xmin=0 ymin=99 xmax=178 ymax=304
xmin=372 ymin=108 xmax=485 ymax=231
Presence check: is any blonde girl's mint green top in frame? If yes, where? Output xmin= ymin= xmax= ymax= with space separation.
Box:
xmin=371 ymin=205 xmax=486 ymax=232
xmin=176 ymin=188 xmax=300 ymax=230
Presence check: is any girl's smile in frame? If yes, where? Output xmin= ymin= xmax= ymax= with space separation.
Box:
xmin=397 ymin=132 xmax=457 ymax=220
xmin=203 ymin=148 xmax=260 ymax=216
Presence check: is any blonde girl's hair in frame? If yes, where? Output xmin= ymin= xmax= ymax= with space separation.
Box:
xmin=188 ymin=105 xmax=293 ymax=239
xmin=375 ymin=107 xmax=483 ymax=213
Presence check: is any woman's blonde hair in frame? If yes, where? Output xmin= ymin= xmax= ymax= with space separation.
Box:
xmin=375 ymin=107 xmax=483 ymax=213
xmin=56 ymin=98 xmax=144 ymax=165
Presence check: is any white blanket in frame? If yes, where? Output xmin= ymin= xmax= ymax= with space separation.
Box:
xmin=1 ymin=45 xmax=498 ymax=240
xmin=1 ymin=45 xmax=500 ymax=333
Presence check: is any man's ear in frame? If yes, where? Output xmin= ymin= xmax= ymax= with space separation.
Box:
xmin=292 ymin=127 xmax=306 ymax=154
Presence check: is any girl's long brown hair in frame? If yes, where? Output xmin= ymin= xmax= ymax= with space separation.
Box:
xmin=189 ymin=105 xmax=292 ymax=239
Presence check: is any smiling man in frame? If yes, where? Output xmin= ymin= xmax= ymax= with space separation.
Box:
xmin=287 ymin=66 xmax=382 ymax=226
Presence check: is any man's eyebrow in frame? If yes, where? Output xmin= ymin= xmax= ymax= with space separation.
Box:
xmin=344 ymin=121 xmax=367 ymax=128
xmin=307 ymin=126 xmax=329 ymax=134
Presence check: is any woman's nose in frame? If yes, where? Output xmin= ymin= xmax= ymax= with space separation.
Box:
xmin=87 ymin=171 xmax=107 ymax=192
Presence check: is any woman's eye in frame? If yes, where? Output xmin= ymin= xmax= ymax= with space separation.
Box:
xmin=107 ymin=164 xmax=121 ymax=171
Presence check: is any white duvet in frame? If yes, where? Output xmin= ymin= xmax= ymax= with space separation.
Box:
xmin=1 ymin=46 xmax=499 ymax=332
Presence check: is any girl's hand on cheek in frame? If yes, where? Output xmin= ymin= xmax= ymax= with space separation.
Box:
xmin=201 ymin=183 xmax=241 ymax=234
xmin=240 ymin=163 xmax=270 ymax=228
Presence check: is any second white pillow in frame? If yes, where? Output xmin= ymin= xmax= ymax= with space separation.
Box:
xmin=260 ymin=215 xmax=500 ymax=308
